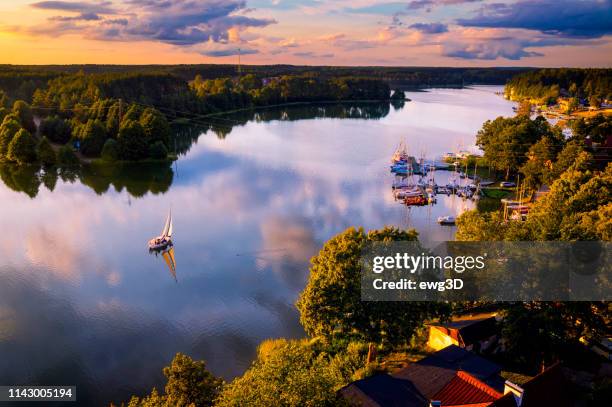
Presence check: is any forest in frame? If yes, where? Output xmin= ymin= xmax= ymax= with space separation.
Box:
xmin=505 ymin=68 xmax=612 ymax=104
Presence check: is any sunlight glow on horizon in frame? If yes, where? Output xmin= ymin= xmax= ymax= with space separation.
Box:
xmin=0 ymin=0 xmax=610 ymax=67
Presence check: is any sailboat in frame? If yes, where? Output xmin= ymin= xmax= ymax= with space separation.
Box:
xmin=391 ymin=141 xmax=409 ymax=164
xmin=148 ymin=210 xmax=173 ymax=250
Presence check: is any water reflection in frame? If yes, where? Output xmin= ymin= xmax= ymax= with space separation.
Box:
xmin=150 ymin=246 xmax=177 ymax=282
xmin=0 ymin=161 xmax=174 ymax=199
xmin=0 ymin=86 xmax=515 ymax=405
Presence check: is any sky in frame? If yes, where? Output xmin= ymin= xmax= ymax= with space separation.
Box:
xmin=0 ymin=0 xmax=611 ymax=66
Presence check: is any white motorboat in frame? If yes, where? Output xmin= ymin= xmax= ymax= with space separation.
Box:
xmin=148 ymin=210 xmax=173 ymax=250
xmin=437 ymin=216 xmax=456 ymax=226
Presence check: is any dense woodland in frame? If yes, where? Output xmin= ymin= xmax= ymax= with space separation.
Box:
xmin=0 ymin=66 xmax=400 ymax=166
xmin=505 ymin=68 xmax=612 ymax=104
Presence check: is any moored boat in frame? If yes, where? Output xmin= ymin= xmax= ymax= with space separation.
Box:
xmin=437 ymin=216 xmax=456 ymax=225
xmin=404 ymin=195 xmax=427 ymax=206
xmin=148 ymin=210 xmax=173 ymax=251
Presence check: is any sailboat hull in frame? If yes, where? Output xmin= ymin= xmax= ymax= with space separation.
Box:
xmin=148 ymin=236 xmax=173 ymax=251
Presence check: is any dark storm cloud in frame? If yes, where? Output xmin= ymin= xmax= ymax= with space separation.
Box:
xmin=457 ymin=0 xmax=612 ymax=38
xmin=409 ymin=22 xmax=449 ymax=33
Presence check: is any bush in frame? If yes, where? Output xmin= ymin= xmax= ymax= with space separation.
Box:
xmin=36 ymin=137 xmax=56 ymax=166
xmin=40 ymin=116 xmax=72 ymax=144
xmin=79 ymin=119 xmax=107 ymax=157
xmin=7 ymin=129 xmax=37 ymax=164
xmin=117 ymin=120 xmax=148 ymax=160
xmin=57 ymin=145 xmax=80 ymax=167
xmin=148 ymin=141 xmax=168 ymax=159
xmin=0 ymin=119 xmax=22 ymax=158
xmin=101 ymin=139 xmax=119 ymax=161
xmin=13 ymin=100 xmax=36 ymax=133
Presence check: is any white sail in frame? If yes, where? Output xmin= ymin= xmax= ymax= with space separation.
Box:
xmin=167 ymin=216 xmax=173 ymax=238
xmin=161 ymin=211 xmax=171 ymax=237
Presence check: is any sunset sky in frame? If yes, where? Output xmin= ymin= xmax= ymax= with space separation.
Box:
xmin=0 ymin=0 xmax=611 ymax=66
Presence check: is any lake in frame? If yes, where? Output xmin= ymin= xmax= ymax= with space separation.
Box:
xmin=0 ymin=86 xmax=515 ymax=405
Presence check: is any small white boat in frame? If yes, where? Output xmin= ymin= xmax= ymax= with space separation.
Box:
xmin=437 ymin=216 xmax=456 ymax=225
xmin=149 ymin=210 xmax=173 ymax=250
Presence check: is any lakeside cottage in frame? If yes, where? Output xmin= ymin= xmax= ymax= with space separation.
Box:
xmin=427 ymin=314 xmax=499 ymax=353
xmin=338 ymin=346 xmax=573 ymax=407
xmin=339 ymin=345 xmax=505 ymax=406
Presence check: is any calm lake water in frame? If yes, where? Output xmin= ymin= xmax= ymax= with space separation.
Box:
xmin=0 ymin=86 xmax=515 ymax=405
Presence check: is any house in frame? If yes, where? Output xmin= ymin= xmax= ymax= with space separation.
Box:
xmin=427 ymin=314 xmax=499 ymax=353
xmin=338 ymin=345 xmax=506 ymax=407
xmin=490 ymin=364 xmax=573 ymax=407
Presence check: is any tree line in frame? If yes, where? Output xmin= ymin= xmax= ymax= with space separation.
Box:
xmin=505 ymin=68 xmax=612 ymax=104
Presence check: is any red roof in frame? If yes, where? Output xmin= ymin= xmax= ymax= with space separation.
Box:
xmin=432 ymin=370 xmax=502 ymax=406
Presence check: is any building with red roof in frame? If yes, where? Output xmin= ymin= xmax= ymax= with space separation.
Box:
xmin=338 ymin=345 xmax=506 ymax=407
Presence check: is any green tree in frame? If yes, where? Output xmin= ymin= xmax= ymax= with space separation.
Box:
xmin=79 ymin=119 xmax=107 ymax=157
xmin=140 ymin=107 xmax=171 ymax=148
xmin=390 ymin=89 xmax=406 ymax=100
xmin=296 ymin=226 xmax=447 ymax=346
xmin=101 ymin=138 xmax=119 ymax=161
xmin=549 ymin=140 xmax=585 ymax=180
xmin=588 ymin=95 xmax=600 ymax=109
xmin=117 ymin=120 xmax=148 ymax=160
xmin=40 ymin=116 xmax=72 ymax=144
xmin=12 ymin=100 xmax=36 ymax=133
xmin=57 ymin=145 xmax=80 ymax=167
xmin=459 ymin=152 xmax=609 ymax=242
xmin=36 ymin=136 xmax=56 ymax=166
xmin=106 ymin=99 xmax=126 ymax=137
xmin=149 ymin=141 xmax=168 ymax=159
xmin=0 ymin=119 xmax=22 ymax=159
xmin=501 ymin=302 xmax=608 ymax=374
xmin=455 ymin=210 xmax=509 ymax=241
xmin=128 ymin=353 xmax=222 ymax=407
xmin=7 ymin=129 xmax=37 ymax=164
xmin=516 ymin=99 xmax=532 ymax=116
xmin=476 ymin=115 xmax=557 ymax=179
xmin=216 ymin=339 xmax=366 ymax=407
xmin=239 ymin=74 xmax=261 ymax=91
xmin=519 ymin=136 xmax=558 ymax=190
xmin=566 ymin=97 xmax=579 ymax=114
xmin=122 ymin=104 xmax=144 ymax=124
xmin=163 ymin=353 xmax=223 ymax=407
xmin=0 ymin=107 xmax=8 ymax=123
